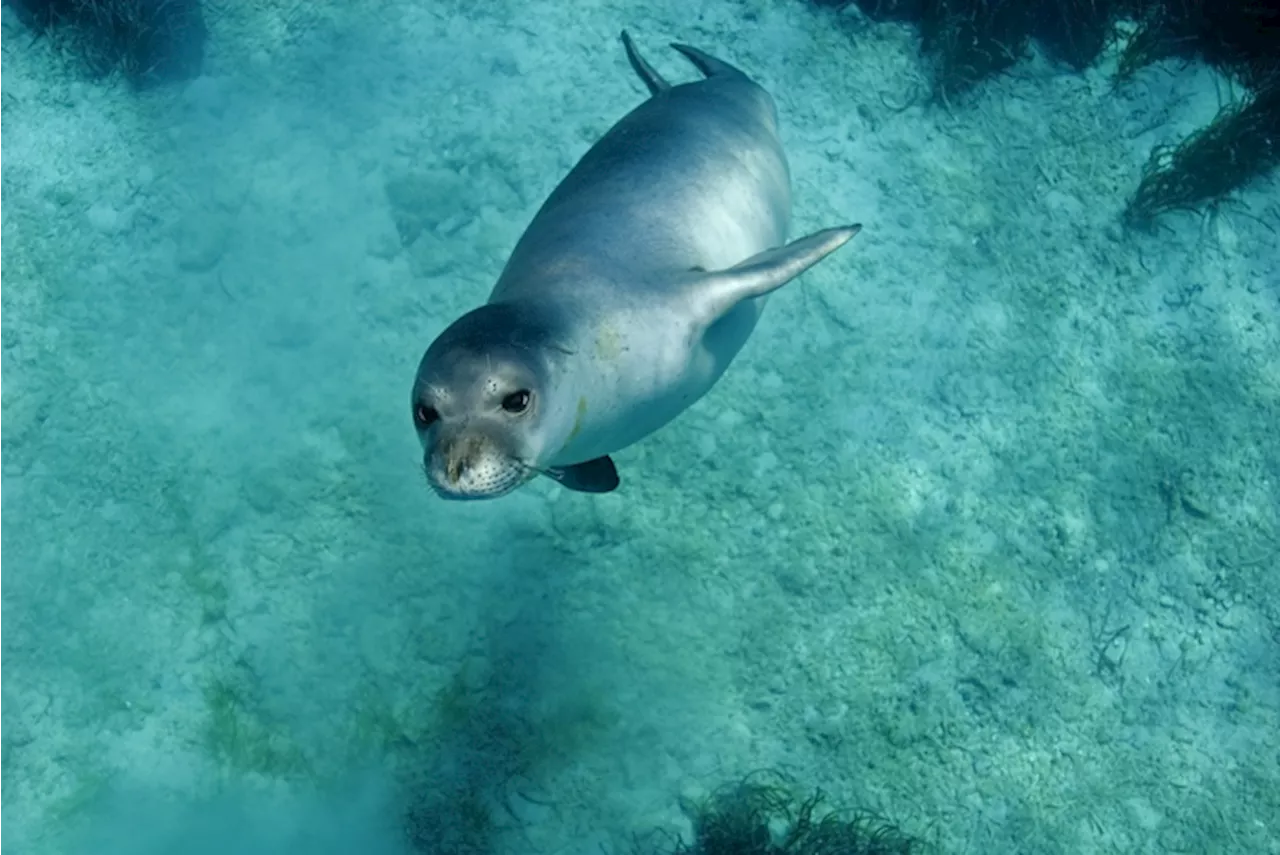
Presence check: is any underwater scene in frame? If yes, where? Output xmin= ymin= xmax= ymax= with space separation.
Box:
xmin=2 ymin=0 xmax=1277 ymax=852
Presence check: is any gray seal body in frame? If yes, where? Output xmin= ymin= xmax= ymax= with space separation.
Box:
xmin=412 ymin=32 xmax=860 ymax=499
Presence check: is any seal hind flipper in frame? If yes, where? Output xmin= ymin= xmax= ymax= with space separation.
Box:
xmin=544 ymin=455 xmax=620 ymax=493
xmin=621 ymin=30 xmax=671 ymax=95
xmin=669 ymin=42 xmax=749 ymax=81
xmin=690 ymin=225 xmax=863 ymax=329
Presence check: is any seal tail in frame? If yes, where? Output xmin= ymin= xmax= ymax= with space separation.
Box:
xmin=669 ymin=42 xmax=750 ymax=81
xmin=621 ymin=30 xmax=671 ymax=95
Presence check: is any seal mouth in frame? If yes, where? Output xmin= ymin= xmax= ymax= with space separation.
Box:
xmin=423 ymin=435 xmax=537 ymax=500
xmin=425 ymin=462 xmax=534 ymax=501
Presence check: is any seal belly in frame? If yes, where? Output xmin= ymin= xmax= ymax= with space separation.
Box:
xmin=547 ymin=295 xmax=756 ymax=465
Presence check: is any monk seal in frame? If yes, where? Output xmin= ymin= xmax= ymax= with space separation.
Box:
xmin=411 ymin=31 xmax=860 ymax=500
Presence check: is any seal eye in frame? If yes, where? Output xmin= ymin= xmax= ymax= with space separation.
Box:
xmin=501 ymin=389 xmax=531 ymax=414
xmin=414 ymin=403 xmax=438 ymax=428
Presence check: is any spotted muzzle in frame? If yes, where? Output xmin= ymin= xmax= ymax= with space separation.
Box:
xmin=424 ymin=429 xmax=533 ymax=500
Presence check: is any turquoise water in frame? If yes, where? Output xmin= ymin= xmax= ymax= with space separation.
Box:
xmin=2 ymin=2 xmax=1278 ymax=853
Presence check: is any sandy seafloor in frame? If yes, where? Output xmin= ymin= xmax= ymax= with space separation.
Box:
xmin=2 ymin=0 xmax=1279 ymax=852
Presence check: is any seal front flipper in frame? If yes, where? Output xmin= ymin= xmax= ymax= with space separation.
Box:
xmin=544 ymin=456 xmax=620 ymax=493
xmin=690 ymin=225 xmax=863 ymax=328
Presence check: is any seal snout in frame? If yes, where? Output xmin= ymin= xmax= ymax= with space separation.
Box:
xmin=425 ymin=429 xmax=528 ymax=500
xmin=440 ymin=433 xmax=483 ymax=484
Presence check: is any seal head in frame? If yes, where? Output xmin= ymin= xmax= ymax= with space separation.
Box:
xmin=411 ymin=302 xmax=564 ymax=499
